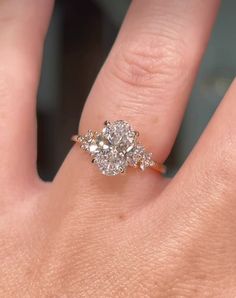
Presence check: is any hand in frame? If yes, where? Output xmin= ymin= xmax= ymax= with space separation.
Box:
xmin=1 ymin=0 xmax=235 ymax=297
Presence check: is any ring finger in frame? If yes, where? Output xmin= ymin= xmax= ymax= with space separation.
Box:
xmin=80 ymin=0 xmax=220 ymax=163
xmin=55 ymin=0 xmax=220 ymax=212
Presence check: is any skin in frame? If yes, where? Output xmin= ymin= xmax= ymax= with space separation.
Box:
xmin=0 ymin=0 xmax=236 ymax=297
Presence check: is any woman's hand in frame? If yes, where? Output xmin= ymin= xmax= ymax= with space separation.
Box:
xmin=1 ymin=0 xmax=236 ymax=297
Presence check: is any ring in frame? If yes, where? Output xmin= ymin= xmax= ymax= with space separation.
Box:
xmin=71 ymin=120 xmax=166 ymax=176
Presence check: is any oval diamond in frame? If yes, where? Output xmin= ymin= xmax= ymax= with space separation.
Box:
xmin=94 ymin=150 xmax=127 ymax=176
xmin=103 ymin=120 xmax=136 ymax=152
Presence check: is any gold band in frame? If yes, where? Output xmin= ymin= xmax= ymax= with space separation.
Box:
xmin=151 ymin=161 xmax=167 ymax=174
xmin=71 ymin=135 xmax=81 ymax=142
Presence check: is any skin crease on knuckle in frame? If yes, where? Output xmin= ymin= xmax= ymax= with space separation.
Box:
xmin=101 ymin=32 xmax=190 ymax=116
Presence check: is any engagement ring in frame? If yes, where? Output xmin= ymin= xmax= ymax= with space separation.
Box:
xmin=72 ymin=120 xmax=166 ymax=176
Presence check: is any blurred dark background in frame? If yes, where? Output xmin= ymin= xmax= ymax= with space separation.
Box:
xmin=37 ymin=0 xmax=236 ymax=180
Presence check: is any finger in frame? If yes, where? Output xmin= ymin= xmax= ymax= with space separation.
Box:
xmin=80 ymin=0 xmax=220 ymax=163
xmin=129 ymin=80 xmax=236 ymax=295
xmin=159 ymin=78 xmax=236 ymax=222
xmin=55 ymin=0 xmax=219 ymax=213
xmin=0 ymin=0 xmax=54 ymax=191
xmin=142 ymin=80 xmax=236 ymax=278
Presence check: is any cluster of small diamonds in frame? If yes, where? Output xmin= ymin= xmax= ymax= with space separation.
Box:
xmin=79 ymin=120 xmax=155 ymax=176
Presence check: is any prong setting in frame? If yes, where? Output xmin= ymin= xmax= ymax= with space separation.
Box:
xmin=71 ymin=120 xmax=164 ymax=176
xmin=104 ymin=120 xmax=110 ymax=126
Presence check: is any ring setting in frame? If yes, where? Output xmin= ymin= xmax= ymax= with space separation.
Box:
xmin=72 ymin=120 xmax=166 ymax=176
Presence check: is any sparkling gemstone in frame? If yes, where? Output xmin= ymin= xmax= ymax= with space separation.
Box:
xmin=102 ymin=120 xmax=136 ymax=150
xmin=80 ymin=120 xmax=154 ymax=176
xmin=126 ymin=145 xmax=145 ymax=167
xmin=94 ymin=150 xmax=127 ymax=176
xmin=127 ymin=145 xmax=154 ymax=170
xmin=139 ymin=152 xmax=155 ymax=171
xmin=80 ymin=131 xmax=95 ymax=151
xmin=89 ymin=144 xmax=98 ymax=153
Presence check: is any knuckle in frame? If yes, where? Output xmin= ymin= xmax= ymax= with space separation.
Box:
xmin=108 ymin=33 xmax=188 ymax=91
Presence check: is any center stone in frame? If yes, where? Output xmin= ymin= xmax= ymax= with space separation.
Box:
xmin=92 ymin=120 xmax=136 ymax=176
xmin=102 ymin=120 xmax=136 ymax=148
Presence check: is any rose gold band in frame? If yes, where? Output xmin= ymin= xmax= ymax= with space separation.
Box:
xmin=151 ymin=161 xmax=167 ymax=174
